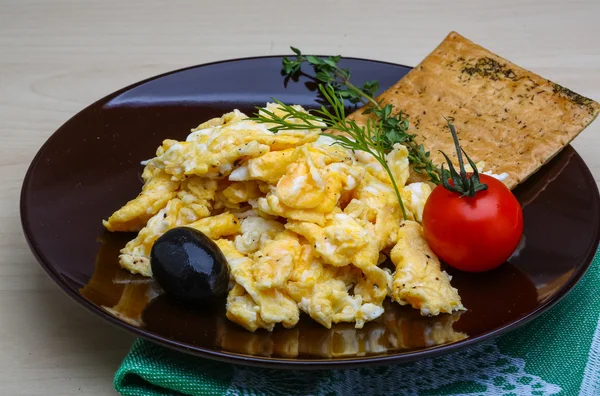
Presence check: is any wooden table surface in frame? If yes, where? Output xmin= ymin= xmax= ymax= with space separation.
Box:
xmin=1 ymin=0 xmax=599 ymax=394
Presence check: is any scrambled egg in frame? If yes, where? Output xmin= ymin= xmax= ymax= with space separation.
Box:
xmin=390 ymin=221 xmax=464 ymax=316
xmin=103 ymin=166 xmax=179 ymax=232
xmin=217 ymin=238 xmax=300 ymax=330
xmin=104 ymin=105 xmax=464 ymax=331
xmin=147 ymin=107 xmax=320 ymax=180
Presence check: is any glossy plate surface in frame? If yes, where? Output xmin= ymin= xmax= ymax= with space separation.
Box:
xmin=21 ymin=56 xmax=600 ymax=368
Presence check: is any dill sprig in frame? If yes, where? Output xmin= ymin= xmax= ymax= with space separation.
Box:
xmin=254 ymin=84 xmax=409 ymax=220
xmin=281 ymin=47 xmax=444 ymax=184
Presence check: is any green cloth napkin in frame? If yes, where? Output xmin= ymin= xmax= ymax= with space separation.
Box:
xmin=115 ymin=248 xmax=600 ymax=396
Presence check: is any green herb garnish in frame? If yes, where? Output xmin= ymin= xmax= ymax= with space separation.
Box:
xmin=254 ymin=47 xmax=488 ymax=219
xmin=281 ymin=48 xmax=444 ymax=184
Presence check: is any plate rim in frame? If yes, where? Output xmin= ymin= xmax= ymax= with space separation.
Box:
xmin=20 ymin=55 xmax=600 ymax=369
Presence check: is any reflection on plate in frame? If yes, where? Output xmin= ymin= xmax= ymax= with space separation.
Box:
xmin=81 ymin=230 xmax=539 ymax=359
xmin=145 ymin=295 xmax=466 ymax=359
xmin=82 ymin=233 xmax=470 ymax=358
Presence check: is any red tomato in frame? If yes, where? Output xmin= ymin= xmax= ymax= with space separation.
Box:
xmin=422 ymin=174 xmax=523 ymax=272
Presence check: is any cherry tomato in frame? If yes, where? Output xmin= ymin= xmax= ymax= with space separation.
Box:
xmin=422 ymin=174 xmax=523 ymax=272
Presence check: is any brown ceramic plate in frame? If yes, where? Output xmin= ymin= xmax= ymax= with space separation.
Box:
xmin=21 ymin=56 xmax=600 ymax=368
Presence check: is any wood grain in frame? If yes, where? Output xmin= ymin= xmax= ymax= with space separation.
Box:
xmin=1 ymin=0 xmax=598 ymax=394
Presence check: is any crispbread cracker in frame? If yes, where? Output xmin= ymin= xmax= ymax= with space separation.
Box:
xmin=347 ymin=32 xmax=600 ymax=189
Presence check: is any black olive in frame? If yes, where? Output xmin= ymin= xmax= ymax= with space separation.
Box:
xmin=150 ymin=227 xmax=230 ymax=305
